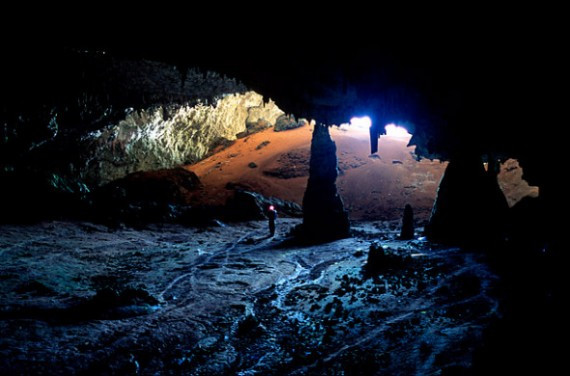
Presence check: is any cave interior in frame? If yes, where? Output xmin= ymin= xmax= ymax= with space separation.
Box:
xmin=0 ymin=33 xmax=566 ymax=375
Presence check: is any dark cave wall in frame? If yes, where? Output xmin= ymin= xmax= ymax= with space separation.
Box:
xmin=426 ymin=154 xmax=510 ymax=245
xmin=0 ymin=49 xmax=284 ymax=222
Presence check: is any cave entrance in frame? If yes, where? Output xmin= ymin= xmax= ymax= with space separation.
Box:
xmin=332 ymin=118 xmax=444 ymax=223
xmin=332 ymin=118 xmax=538 ymax=224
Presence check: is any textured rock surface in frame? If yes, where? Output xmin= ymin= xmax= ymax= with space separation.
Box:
xmin=0 ymin=220 xmax=501 ymax=374
xmin=82 ymin=91 xmax=283 ymax=185
xmin=0 ymin=50 xmax=284 ymax=221
xmin=274 ymin=114 xmax=309 ymax=132
xmin=297 ymin=124 xmax=350 ymax=241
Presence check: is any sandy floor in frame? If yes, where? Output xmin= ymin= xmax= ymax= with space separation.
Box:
xmin=187 ymin=125 xmax=537 ymax=222
xmin=1 ymin=220 xmax=499 ymax=374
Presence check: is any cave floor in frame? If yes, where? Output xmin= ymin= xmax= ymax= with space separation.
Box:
xmin=0 ymin=220 xmax=499 ymax=375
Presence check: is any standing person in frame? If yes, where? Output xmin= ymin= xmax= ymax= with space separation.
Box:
xmin=268 ymin=205 xmax=277 ymax=237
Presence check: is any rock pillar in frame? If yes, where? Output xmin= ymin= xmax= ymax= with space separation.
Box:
xmin=297 ymin=124 xmax=350 ymax=241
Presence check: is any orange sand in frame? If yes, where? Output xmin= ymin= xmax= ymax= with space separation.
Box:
xmin=186 ymin=125 xmax=537 ymax=221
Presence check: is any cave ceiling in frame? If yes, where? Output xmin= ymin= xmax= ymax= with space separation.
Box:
xmin=3 ymin=28 xmax=565 ymax=183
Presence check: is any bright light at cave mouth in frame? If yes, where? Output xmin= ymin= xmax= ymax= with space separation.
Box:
xmin=385 ymin=124 xmax=411 ymax=138
xmin=350 ymin=116 xmax=372 ymax=129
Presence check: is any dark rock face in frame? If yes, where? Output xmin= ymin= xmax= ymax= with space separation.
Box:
xmin=507 ymin=196 xmax=546 ymax=253
xmin=89 ymin=168 xmax=201 ymax=225
xmin=365 ymin=243 xmax=408 ymax=274
xmin=399 ymin=204 xmax=414 ymax=240
xmin=426 ymin=155 xmax=509 ymax=245
xmin=297 ymin=124 xmax=350 ymax=241
xmin=225 ymin=190 xmax=267 ymax=221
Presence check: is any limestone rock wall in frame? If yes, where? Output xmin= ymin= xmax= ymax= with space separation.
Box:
xmin=82 ymin=91 xmax=283 ymax=185
xmin=0 ymin=50 xmax=284 ymax=193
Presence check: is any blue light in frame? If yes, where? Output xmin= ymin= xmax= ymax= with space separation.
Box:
xmin=349 ymin=116 xmax=372 ymax=129
xmin=384 ymin=124 xmax=411 ymax=138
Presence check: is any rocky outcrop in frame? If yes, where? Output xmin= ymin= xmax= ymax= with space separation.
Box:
xmin=365 ymin=243 xmax=408 ymax=273
xmin=82 ymin=91 xmax=283 ymax=185
xmin=296 ymin=124 xmax=350 ymax=241
xmin=274 ymin=114 xmax=309 ymax=132
xmin=89 ymin=168 xmax=202 ymax=226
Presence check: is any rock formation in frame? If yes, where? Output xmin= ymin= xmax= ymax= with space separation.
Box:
xmin=274 ymin=114 xmax=309 ymax=132
xmin=296 ymin=124 xmax=350 ymax=241
xmin=399 ymin=204 xmax=415 ymax=240
xmin=89 ymin=167 xmax=202 ymax=226
xmin=0 ymin=51 xmax=285 ymax=222
xmin=82 ymin=91 xmax=283 ymax=186
xmin=426 ymin=154 xmax=509 ymax=245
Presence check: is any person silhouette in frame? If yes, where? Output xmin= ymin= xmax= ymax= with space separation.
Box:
xmin=268 ymin=205 xmax=278 ymax=237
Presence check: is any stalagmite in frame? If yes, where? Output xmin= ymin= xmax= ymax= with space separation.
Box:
xmin=296 ymin=123 xmax=350 ymax=241
xmin=399 ymin=204 xmax=414 ymax=240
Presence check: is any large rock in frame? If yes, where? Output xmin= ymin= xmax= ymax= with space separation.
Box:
xmin=274 ymin=114 xmax=308 ymax=132
xmin=296 ymin=124 xmax=350 ymax=241
xmin=89 ymin=167 xmax=201 ymax=225
xmin=426 ymin=155 xmax=509 ymax=245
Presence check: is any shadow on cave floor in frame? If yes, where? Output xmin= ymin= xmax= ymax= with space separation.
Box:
xmin=0 ymin=219 xmax=551 ymax=374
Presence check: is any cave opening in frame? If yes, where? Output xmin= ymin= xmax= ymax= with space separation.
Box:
xmin=336 ymin=115 xmax=538 ymax=223
xmin=384 ymin=124 xmax=411 ymax=139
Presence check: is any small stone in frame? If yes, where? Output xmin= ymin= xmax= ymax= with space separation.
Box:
xmin=255 ymin=141 xmax=270 ymax=150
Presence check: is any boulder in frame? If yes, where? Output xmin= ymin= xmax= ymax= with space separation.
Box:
xmin=274 ymin=114 xmax=308 ymax=132
xmin=365 ymin=243 xmax=407 ymax=273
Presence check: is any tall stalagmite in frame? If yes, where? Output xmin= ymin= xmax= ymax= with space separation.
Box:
xmin=297 ymin=124 xmax=350 ymax=241
xmin=399 ymin=204 xmax=415 ymax=240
